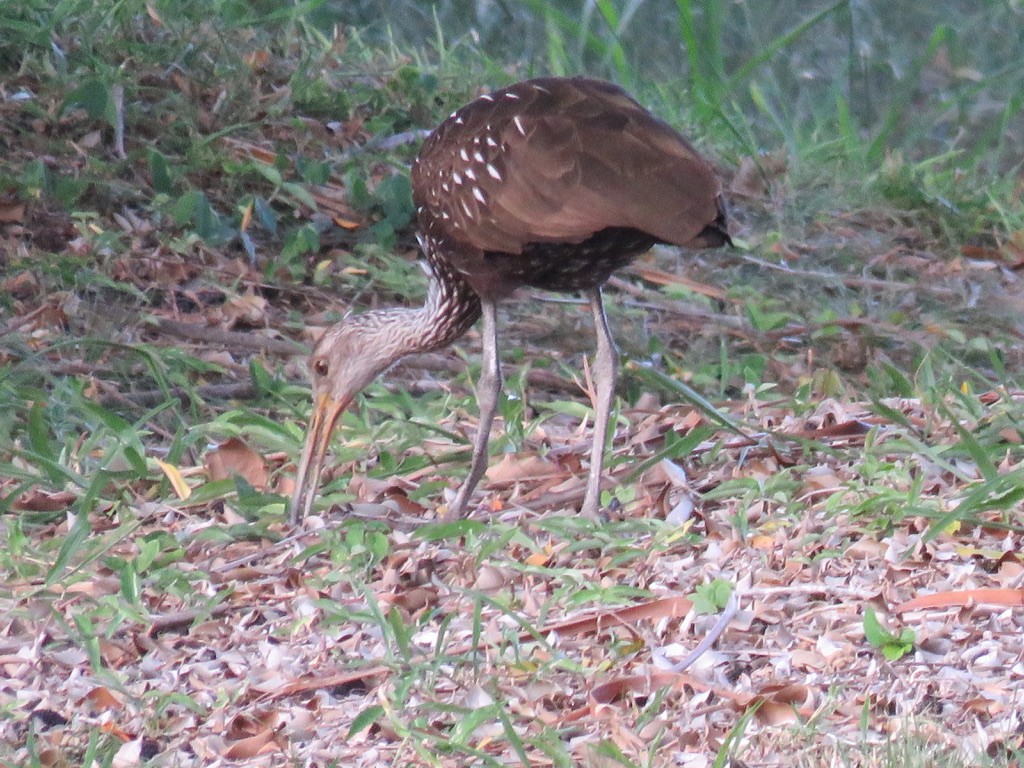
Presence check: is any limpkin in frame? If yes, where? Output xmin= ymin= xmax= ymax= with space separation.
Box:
xmin=290 ymin=76 xmax=730 ymax=524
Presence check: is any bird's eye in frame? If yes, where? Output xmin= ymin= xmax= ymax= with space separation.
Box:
xmin=312 ymin=358 xmax=329 ymax=377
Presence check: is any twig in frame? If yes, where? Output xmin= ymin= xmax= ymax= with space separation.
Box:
xmin=605 ymin=276 xmax=749 ymax=331
xmin=511 ymin=475 xmax=618 ymax=513
xmin=100 ymin=380 xmax=258 ymax=408
xmin=394 ymin=352 xmax=581 ymax=395
xmin=148 ymin=604 xmax=235 ymax=636
xmin=152 ymin=318 xmax=307 ymax=356
xmin=738 ymin=253 xmax=964 ymax=300
xmin=653 ymin=591 xmax=739 ymax=673
xmin=99 ymin=352 xmax=581 ymax=409
xmin=0 ymin=304 xmax=52 ymax=338
xmin=527 ymin=278 xmax=749 ymax=336
xmin=209 ymin=529 xmax=313 ymax=573
xmin=112 ymin=83 xmax=126 ymax=159
xmin=337 ymin=128 xmax=431 ymax=162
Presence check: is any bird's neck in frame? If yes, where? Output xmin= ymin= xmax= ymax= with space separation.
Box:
xmin=422 ymin=259 xmax=482 ymax=348
xmin=379 ymin=258 xmax=482 ymax=362
xmin=417 ymin=258 xmax=482 ymax=352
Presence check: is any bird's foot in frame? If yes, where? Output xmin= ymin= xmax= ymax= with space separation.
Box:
xmin=580 ymin=488 xmax=602 ymax=520
xmin=442 ymin=503 xmax=465 ymax=522
xmin=443 ymin=486 xmax=473 ymax=521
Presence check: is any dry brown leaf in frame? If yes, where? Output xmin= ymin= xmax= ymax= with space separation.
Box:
xmin=387 ymin=586 xmax=439 ymax=614
xmin=474 ymin=565 xmax=510 ymax=592
xmin=217 ymin=292 xmax=269 ymax=327
xmin=536 ymin=594 xmax=694 ymax=639
xmin=312 ymin=183 xmax=363 ymax=224
xmin=798 ymin=419 xmax=872 ymax=439
xmin=78 ymin=130 xmax=103 ymax=149
xmin=82 ymin=686 xmax=124 ymax=713
xmin=13 ymin=488 xmax=77 ymax=512
xmin=381 ymin=487 xmax=429 ymax=516
xmin=790 ymin=649 xmax=828 ymax=671
xmin=0 ymin=199 xmax=25 ymax=223
xmin=997 ymin=427 xmax=1022 ymax=444
xmin=728 ymin=153 xmax=787 ymax=198
xmin=206 ymin=437 xmax=269 ymax=489
xmin=144 ymin=3 xmax=164 ymax=26
xmin=111 ymin=738 xmax=143 ymax=768
xmin=222 ymin=728 xmax=280 ymax=759
xmin=227 ymin=710 xmax=279 ymax=739
xmin=243 ymin=49 xmax=271 ymax=70
xmin=524 ymin=550 xmax=552 ymax=567
xmin=584 ymin=670 xmax=751 ymax=719
xmin=239 ymin=200 xmax=253 ymax=232
xmin=334 ymin=216 xmax=362 ymax=230
xmin=963 ymin=697 xmax=1005 ymax=716
xmin=485 ymin=453 xmax=563 ymax=484
xmin=157 ymin=459 xmax=192 ymax=500
xmin=100 ymin=720 xmax=134 ymax=743
xmin=753 ymin=683 xmax=815 ymax=725
xmin=960 ymin=244 xmax=1002 ymax=260
xmin=627 ymin=264 xmax=727 ymax=300
xmin=1 ymin=271 xmax=39 ymax=299
xmin=893 ymin=587 xmax=1024 ymax=613
xmin=260 ymin=667 xmax=390 ymax=702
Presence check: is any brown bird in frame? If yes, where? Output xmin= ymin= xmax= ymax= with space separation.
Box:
xmin=290 ymin=76 xmax=730 ymax=524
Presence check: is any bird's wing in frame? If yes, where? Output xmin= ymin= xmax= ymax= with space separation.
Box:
xmin=413 ymin=77 xmax=724 ymax=254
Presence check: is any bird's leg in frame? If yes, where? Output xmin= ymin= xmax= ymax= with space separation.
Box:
xmin=447 ymin=300 xmax=502 ymax=519
xmin=581 ymin=288 xmax=619 ymax=518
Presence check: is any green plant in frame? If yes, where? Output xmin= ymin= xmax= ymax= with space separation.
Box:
xmin=863 ymin=608 xmax=915 ymax=661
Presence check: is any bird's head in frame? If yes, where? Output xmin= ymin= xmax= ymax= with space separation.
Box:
xmin=288 ymin=316 xmax=405 ymax=523
xmin=309 ymin=319 xmax=399 ymax=403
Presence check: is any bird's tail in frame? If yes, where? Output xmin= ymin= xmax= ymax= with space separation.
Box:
xmin=694 ymin=193 xmax=733 ymax=247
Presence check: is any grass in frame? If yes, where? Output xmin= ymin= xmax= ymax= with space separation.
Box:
xmin=2 ymin=0 xmax=1024 ymax=765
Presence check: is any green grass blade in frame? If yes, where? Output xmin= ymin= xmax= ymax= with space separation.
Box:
xmin=45 ymin=511 xmax=91 ymax=587
xmin=726 ymin=0 xmax=848 ymax=90
xmin=624 ymin=423 xmax=718 ymax=483
xmin=635 ymin=368 xmax=748 ymax=437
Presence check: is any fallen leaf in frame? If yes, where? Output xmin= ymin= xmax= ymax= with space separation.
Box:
xmin=111 ymin=737 xmax=142 ymax=767
xmin=222 ymin=728 xmax=280 ymax=759
xmin=217 ymin=292 xmax=269 ymax=327
xmin=1 ymin=271 xmax=39 ymax=299
xmin=524 ymin=551 xmax=551 ymax=567
xmin=14 ymin=489 xmax=77 ymax=512
xmin=206 ymin=437 xmax=269 ymax=489
xmin=78 ymin=130 xmax=103 ymax=149
xmin=101 ymin=720 xmax=134 ymax=742
xmin=627 ymin=264 xmax=727 ymax=300
xmin=157 ymin=459 xmax=192 ymax=500
xmin=581 ymin=669 xmax=753 ymax=723
xmin=485 ymin=454 xmax=562 ymax=484
xmin=754 ymin=683 xmax=814 ymax=725
xmin=83 ymin=686 xmax=124 ymax=713
xmin=0 ymin=199 xmax=25 ymax=223
xmin=893 ymin=588 xmax=1024 ymax=614
xmin=244 ymin=49 xmax=271 ymax=70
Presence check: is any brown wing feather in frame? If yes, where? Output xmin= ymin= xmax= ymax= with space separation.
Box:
xmin=412 ymin=76 xmax=723 ymax=254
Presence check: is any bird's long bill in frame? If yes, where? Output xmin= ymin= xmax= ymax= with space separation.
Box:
xmin=289 ymin=392 xmax=350 ymax=524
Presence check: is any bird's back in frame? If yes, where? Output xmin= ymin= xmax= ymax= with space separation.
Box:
xmin=412 ymin=76 xmax=729 ymax=298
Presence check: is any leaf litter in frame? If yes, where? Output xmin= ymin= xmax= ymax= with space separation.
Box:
xmin=3 ymin=64 xmax=1024 ymax=768
xmin=3 ymin=387 xmax=1024 ymax=765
